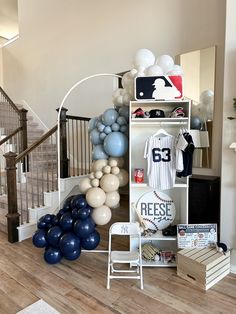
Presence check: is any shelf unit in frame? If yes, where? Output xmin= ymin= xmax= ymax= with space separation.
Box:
xmin=129 ymin=100 xmax=191 ymax=267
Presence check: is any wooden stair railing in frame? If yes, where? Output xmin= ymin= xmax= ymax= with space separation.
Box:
xmin=4 ymin=107 xmax=92 ymax=243
xmin=0 ymin=87 xmax=28 ymax=195
xmin=4 ymin=125 xmax=58 ymax=242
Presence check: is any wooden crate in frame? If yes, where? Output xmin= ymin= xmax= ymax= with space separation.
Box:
xmin=177 ymin=248 xmax=230 ymax=290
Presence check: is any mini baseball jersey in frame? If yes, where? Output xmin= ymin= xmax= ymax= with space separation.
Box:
xmin=144 ymin=134 xmax=182 ymax=190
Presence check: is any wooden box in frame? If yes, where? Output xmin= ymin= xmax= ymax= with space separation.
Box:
xmin=177 ymin=248 xmax=230 ymax=290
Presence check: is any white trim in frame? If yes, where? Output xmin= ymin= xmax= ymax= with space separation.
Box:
xmin=1 ymin=35 xmax=19 ymax=47
xmin=231 ymin=249 xmax=236 ymax=274
xmin=16 ymin=100 xmax=49 ymax=131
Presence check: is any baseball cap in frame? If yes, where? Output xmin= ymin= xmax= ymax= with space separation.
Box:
xmin=149 ymin=109 xmax=165 ymax=118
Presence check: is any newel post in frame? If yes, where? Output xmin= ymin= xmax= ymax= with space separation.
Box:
xmin=56 ymin=107 xmax=69 ymax=178
xmin=4 ymin=151 xmax=20 ymax=243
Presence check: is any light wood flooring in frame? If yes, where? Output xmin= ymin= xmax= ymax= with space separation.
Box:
xmin=0 ymin=198 xmax=236 ymax=314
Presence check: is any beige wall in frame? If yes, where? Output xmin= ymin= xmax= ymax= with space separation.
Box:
xmin=221 ymin=0 xmax=236 ymax=252
xmin=2 ymin=0 xmax=226 ymax=176
xmin=0 ymin=47 xmax=3 ymax=86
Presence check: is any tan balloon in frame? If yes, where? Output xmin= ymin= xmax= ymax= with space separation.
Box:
xmin=108 ymin=159 xmax=118 ymax=167
xmin=116 ymin=169 xmax=129 ymax=187
xmin=105 ymin=191 xmax=120 ymax=208
xmin=91 ymin=178 xmax=100 ymax=187
xmin=89 ymin=172 xmax=95 ymax=179
xmin=95 ymin=170 xmax=103 ymax=179
xmin=91 ymin=205 xmax=112 ymax=225
xmin=100 ymin=174 xmax=120 ymax=192
xmin=86 ymin=187 xmax=106 ymax=208
xmin=108 ymin=157 xmax=124 ymax=168
xmin=78 ymin=177 xmax=92 ymax=194
xmin=111 ymin=166 xmax=120 ymax=175
xmin=92 ymin=159 xmax=108 ymax=172
xmin=103 ymin=165 xmax=111 ymax=174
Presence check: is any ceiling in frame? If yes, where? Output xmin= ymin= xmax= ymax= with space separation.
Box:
xmin=0 ymin=0 xmax=18 ymax=45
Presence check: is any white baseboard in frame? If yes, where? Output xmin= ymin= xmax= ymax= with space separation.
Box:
xmin=17 ymin=221 xmax=37 ymax=242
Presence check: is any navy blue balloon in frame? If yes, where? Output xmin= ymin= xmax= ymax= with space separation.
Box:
xmin=60 ymin=212 xmax=74 ymax=231
xmin=78 ymin=207 xmax=91 ymax=220
xmin=74 ymin=217 xmax=95 ymax=238
xmin=70 ymin=194 xmax=87 ymax=209
xmin=37 ymin=220 xmax=48 ymax=229
xmin=62 ymin=202 xmax=71 ymax=212
xmin=81 ymin=230 xmax=100 ymax=250
xmin=44 ymin=247 xmax=62 ymax=264
xmin=59 ymin=232 xmax=81 ymax=255
xmin=51 ymin=215 xmax=59 ymax=226
xmin=32 ymin=229 xmax=48 ymax=248
xmin=71 ymin=208 xmax=80 ymax=220
xmin=47 ymin=226 xmax=63 ymax=248
xmin=43 ymin=214 xmax=52 ymax=224
xmin=63 ymin=248 xmax=81 ymax=260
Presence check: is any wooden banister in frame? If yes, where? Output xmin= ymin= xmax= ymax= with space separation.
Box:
xmin=0 ymin=86 xmax=21 ymax=114
xmin=0 ymin=127 xmax=22 ymax=146
xmin=16 ymin=125 xmax=58 ymax=163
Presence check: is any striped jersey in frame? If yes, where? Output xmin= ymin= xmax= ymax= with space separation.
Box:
xmin=144 ymin=134 xmax=180 ymax=190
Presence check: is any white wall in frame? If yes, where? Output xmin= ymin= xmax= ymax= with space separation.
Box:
xmin=2 ymin=0 xmax=226 ymax=175
xmin=221 ymin=0 xmax=236 ymax=253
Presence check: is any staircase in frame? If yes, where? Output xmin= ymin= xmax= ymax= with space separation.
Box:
xmin=0 ymin=104 xmax=58 ymax=234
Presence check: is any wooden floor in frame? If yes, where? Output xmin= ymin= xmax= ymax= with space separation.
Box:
xmin=0 ymin=198 xmax=236 ymax=314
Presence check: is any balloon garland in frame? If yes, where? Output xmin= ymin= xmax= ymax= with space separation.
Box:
xmin=32 ymin=48 xmax=181 ymax=264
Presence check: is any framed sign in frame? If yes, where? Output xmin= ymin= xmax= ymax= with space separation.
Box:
xmin=177 ymin=224 xmax=217 ymax=249
xmin=136 ymin=190 xmax=176 ymax=231
xmin=135 ymin=75 xmax=183 ymax=101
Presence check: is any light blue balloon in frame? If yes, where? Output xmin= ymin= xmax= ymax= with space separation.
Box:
xmin=119 ymin=106 xmax=129 ymax=121
xmin=120 ymin=125 xmax=127 ymax=133
xmin=99 ymin=132 xmax=106 ymax=141
xmin=97 ymin=123 xmax=105 ymax=133
xmin=111 ymin=123 xmax=120 ymax=132
xmin=88 ymin=117 xmax=98 ymax=133
xmin=104 ymin=126 xmax=112 ymax=134
xmin=102 ymin=108 xmax=119 ymax=126
xmin=117 ymin=116 xmax=127 ymax=126
xmin=90 ymin=129 xmax=102 ymax=145
xmin=92 ymin=145 xmax=108 ymax=160
xmin=103 ymin=132 xmax=128 ymax=157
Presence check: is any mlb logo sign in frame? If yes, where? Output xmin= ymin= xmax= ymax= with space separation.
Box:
xmin=135 ymin=76 xmax=183 ymax=101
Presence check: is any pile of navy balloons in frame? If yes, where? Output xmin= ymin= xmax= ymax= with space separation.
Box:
xmin=88 ymin=106 xmax=129 ymax=160
xmin=32 ymin=194 xmax=100 ymax=264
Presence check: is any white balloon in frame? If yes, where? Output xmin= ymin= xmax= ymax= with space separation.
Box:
xmin=91 ymin=178 xmax=100 ymax=187
xmin=100 ymin=174 xmax=120 ymax=192
xmin=133 ymin=49 xmax=155 ymax=70
xmin=103 ymin=165 xmax=111 ymax=174
xmin=78 ymin=177 xmax=92 ymax=194
xmin=111 ymin=166 xmax=120 ymax=175
xmin=105 ymin=191 xmax=120 ymax=208
xmin=86 ymin=187 xmax=106 ymax=208
xmin=156 ymin=55 xmax=174 ymax=74
xmin=116 ymin=169 xmax=129 ymax=187
xmin=144 ymin=64 xmax=163 ymax=76
xmin=91 ymin=205 xmax=112 ymax=225
xmin=167 ymin=64 xmax=183 ymax=76
xmin=200 ymin=90 xmax=214 ymax=106
xmin=92 ymin=159 xmax=108 ymax=172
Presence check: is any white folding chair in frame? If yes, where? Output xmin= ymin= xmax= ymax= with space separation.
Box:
xmin=107 ymin=222 xmax=143 ymax=289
